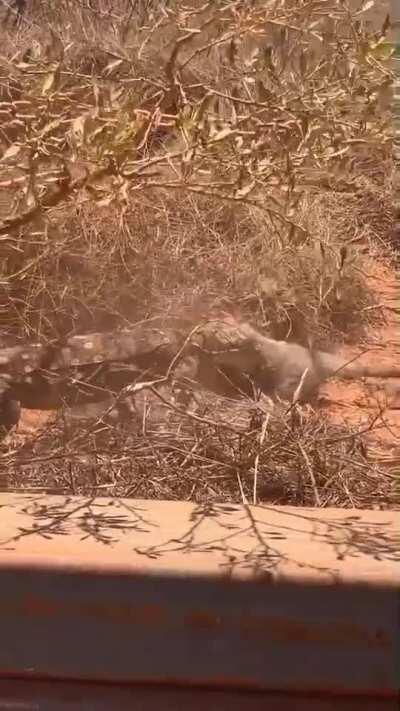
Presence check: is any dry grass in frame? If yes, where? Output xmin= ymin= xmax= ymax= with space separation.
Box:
xmin=0 ymin=0 xmax=398 ymax=508
xmin=3 ymin=391 xmax=396 ymax=509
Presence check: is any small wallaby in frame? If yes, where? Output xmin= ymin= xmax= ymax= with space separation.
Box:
xmin=195 ymin=319 xmax=400 ymax=403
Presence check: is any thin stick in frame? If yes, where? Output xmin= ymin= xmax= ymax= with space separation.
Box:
xmin=253 ymin=414 xmax=270 ymax=505
xmin=298 ymin=442 xmax=321 ymax=506
xmin=236 ymin=471 xmax=248 ymax=505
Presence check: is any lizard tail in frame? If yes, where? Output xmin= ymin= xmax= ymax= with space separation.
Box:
xmin=317 ymin=351 xmax=400 ymax=380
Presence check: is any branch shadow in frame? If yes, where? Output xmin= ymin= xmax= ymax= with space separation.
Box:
xmin=0 ymin=495 xmax=398 ymax=582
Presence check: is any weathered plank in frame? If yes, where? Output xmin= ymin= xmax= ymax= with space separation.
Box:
xmin=0 ymin=679 xmax=396 ymax=711
xmin=0 ymin=495 xmax=397 ymax=697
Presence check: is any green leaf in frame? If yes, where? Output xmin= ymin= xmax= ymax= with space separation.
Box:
xmin=72 ymin=115 xmax=87 ymax=146
xmin=42 ymin=71 xmax=56 ymax=95
xmin=357 ymin=0 xmax=375 ymax=13
xmin=1 ymin=143 xmax=21 ymax=162
xmin=103 ymin=59 xmax=124 ymax=76
xmin=368 ymin=38 xmax=395 ymax=61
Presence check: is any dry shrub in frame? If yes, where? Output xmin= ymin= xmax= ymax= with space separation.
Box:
xmin=1 ymin=190 xmax=376 ymax=344
xmin=3 ymin=387 xmax=396 ymax=509
xmin=0 ymin=0 xmax=397 ymax=507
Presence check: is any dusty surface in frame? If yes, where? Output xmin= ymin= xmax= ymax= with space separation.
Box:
xmin=13 ymin=259 xmax=399 ymax=461
xmin=321 ymin=259 xmax=400 ymax=458
xmin=16 ymin=408 xmax=54 ymax=438
xmin=1 ymin=493 xmax=398 ymax=583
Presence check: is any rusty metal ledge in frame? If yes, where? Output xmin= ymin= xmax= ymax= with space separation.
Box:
xmin=0 ymin=679 xmax=397 ymax=711
xmin=0 ymin=494 xmax=398 ymax=698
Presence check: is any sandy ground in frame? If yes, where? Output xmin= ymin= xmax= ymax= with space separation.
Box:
xmin=321 ymin=259 xmax=400 ymax=459
xmin=14 ymin=257 xmax=399 ymax=463
xmin=9 ymin=0 xmax=400 ymax=474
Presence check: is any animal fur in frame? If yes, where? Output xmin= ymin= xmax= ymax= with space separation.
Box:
xmin=0 ymin=318 xmax=399 ymax=434
xmin=200 ymin=319 xmax=400 ymax=402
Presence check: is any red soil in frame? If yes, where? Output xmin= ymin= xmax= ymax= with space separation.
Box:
xmin=14 ymin=260 xmax=399 ymax=463
xmin=320 ymin=260 xmax=400 ymax=457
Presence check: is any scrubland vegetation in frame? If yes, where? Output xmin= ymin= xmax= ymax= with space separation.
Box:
xmin=0 ymin=0 xmax=397 ymax=508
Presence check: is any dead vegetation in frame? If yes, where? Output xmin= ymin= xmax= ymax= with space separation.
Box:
xmin=0 ymin=0 xmax=398 ymax=508
xmin=3 ymin=386 xmax=396 ymax=509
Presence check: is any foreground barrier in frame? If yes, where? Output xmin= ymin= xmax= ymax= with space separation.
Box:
xmin=0 ymin=494 xmax=398 ymax=708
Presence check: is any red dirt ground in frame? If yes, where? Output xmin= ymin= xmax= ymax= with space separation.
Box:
xmin=14 ymin=259 xmax=399 ymax=465
xmin=320 ymin=259 xmax=400 ymax=458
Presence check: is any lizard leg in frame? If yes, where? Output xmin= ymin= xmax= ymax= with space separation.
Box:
xmin=0 ymin=383 xmax=21 ymax=440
